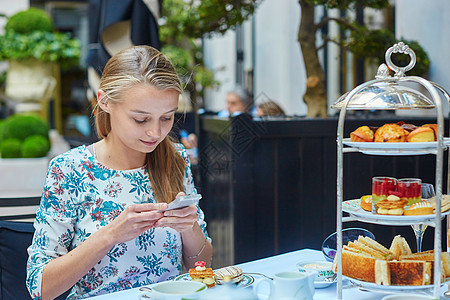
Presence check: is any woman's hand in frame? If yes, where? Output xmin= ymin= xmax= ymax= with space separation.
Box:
xmin=102 ymin=202 xmax=168 ymax=244
xmin=154 ymin=204 xmax=198 ymax=233
xmin=154 ymin=192 xmax=198 ymax=233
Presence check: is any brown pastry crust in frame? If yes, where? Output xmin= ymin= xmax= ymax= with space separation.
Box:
xmin=350 ymin=126 xmax=374 ymax=142
xmin=406 ymin=126 xmax=435 ymax=142
xmin=388 ymin=261 xmax=431 ymax=286
xmin=341 ymin=249 xmax=376 ymax=282
xmin=374 ymin=124 xmax=409 ymax=143
xmin=360 ymin=195 xmax=372 ymax=212
xmin=376 ymin=199 xmax=408 ymax=215
xmin=422 ymin=124 xmax=438 ymax=139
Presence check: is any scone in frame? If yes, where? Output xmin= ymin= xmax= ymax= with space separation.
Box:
xmin=407 ymin=126 xmax=435 ymax=142
xmin=214 ymin=266 xmax=243 ymax=284
xmin=374 ymin=124 xmax=409 ymax=143
xmin=422 ymin=124 xmax=438 ymax=139
xmin=189 ymin=261 xmax=215 ymax=288
xmin=350 ymin=126 xmax=374 ymax=142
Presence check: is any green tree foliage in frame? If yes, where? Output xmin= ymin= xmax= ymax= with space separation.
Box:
xmin=160 ymin=0 xmax=261 ymax=102
xmin=160 ymin=0 xmax=261 ymax=41
xmin=299 ymin=0 xmax=430 ymax=117
xmin=309 ymin=0 xmax=389 ymax=9
xmin=347 ymin=28 xmax=430 ymax=77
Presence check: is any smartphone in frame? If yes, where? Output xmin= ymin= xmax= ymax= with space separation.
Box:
xmin=159 ymin=194 xmax=202 ymax=212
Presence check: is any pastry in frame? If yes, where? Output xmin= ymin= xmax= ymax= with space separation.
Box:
xmin=360 ymin=195 xmax=372 ymax=212
xmin=376 ymin=195 xmax=408 ymax=215
xmin=404 ymin=201 xmax=433 ymax=215
xmin=374 ymin=124 xmax=409 ymax=143
xmin=214 ymin=266 xmax=244 ymax=284
xmin=350 ymin=126 xmax=374 ymax=142
xmin=426 ymin=195 xmax=450 ymax=213
xmin=397 ymin=121 xmax=418 ymax=133
xmin=406 ymin=126 xmax=435 ymax=142
xmin=189 ymin=261 xmax=215 ymax=288
xmin=422 ymin=124 xmax=438 ymax=139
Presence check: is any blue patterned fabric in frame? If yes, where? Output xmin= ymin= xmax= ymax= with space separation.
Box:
xmin=26 ymin=144 xmax=209 ymax=299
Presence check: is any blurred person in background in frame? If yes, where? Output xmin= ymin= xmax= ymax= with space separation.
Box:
xmin=217 ymin=86 xmax=254 ymax=117
xmin=256 ymin=100 xmax=286 ymax=117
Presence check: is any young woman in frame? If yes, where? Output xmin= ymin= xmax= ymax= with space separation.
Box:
xmin=26 ymin=46 xmax=212 ymax=300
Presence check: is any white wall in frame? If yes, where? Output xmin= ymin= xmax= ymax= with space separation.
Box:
xmin=0 ymin=0 xmax=29 ymax=34
xmin=203 ymin=0 xmax=307 ymax=116
xmin=202 ymin=31 xmax=236 ymax=112
xmin=203 ymin=1 xmax=450 ymax=116
xmin=396 ymin=0 xmax=450 ymax=92
xmin=0 ymin=0 xmax=29 ymax=73
xmin=253 ymin=0 xmax=306 ymax=116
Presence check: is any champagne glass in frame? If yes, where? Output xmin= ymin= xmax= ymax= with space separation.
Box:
xmin=411 ymin=183 xmax=435 ymax=252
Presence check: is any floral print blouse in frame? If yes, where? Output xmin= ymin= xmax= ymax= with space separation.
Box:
xmin=26 ymin=144 xmax=209 ymax=299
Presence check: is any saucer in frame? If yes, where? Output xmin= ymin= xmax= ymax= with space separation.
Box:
xmin=314 ymin=278 xmax=335 ymax=289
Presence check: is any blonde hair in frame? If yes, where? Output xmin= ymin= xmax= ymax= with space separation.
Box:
xmin=95 ymin=45 xmax=185 ymax=203
xmin=258 ymin=101 xmax=285 ymax=116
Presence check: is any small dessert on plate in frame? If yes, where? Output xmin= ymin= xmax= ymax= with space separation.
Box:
xmin=422 ymin=123 xmax=438 ymax=138
xmin=350 ymin=126 xmax=374 ymax=142
xmin=214 ymin=266 xmax=244 ymax=284
xmin=426 ymin=194 xmax=450 ymax=213
xmin=360 ymin=195 xmax=372 ymax=212
xmin=406 ymin=126 xmax=435 ymax=143
xmin=404 ymin=202 xmax=433 ymax=215
xmin=376 ymin=195 xmax=408 ymax=215
xmin=189 ymin=261 xmax=215 ymax=288
xmin=374 ymin=124 xmax=409 ymax=143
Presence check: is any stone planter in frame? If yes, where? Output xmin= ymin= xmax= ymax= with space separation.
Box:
xmin=0 ymin=157 xmax=49 ymax=198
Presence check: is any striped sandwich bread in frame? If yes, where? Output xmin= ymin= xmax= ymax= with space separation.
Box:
xmin=334 ymin=234 xmax=448 ymax=286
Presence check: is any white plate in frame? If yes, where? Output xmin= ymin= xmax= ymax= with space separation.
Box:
xmin=342 ymin=138 xmax=450 ymax=155
xmin=174 ymin=273 xmax=254 ymax=288
xmin=347 ymin=276 xmax=447 ymax=293
xmin=342 ymin=199 xmax=450 ymax=226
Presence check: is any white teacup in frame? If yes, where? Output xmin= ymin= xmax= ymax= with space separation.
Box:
xmin=297 ymin=261 xmax=334 ymax=282
xmin=253 ymin=270 xmax=317 ymax=300
xmin=139 ymin=281 xmax=207 ymax=300
xmin=381 ymin=294 xmax=432 ymax=300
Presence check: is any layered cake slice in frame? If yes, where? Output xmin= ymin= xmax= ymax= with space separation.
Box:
xmin=189 ymin=261 xmax=215 ymax=288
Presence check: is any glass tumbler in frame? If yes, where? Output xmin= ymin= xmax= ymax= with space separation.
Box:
xmin=372 ymin=177 xmax=397 ymax=213
xmin=397 ymin=178 xmax=422 ymax=206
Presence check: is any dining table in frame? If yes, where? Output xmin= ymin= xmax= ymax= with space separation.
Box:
xmin=89 ymin=248 xmax=450 ymax=299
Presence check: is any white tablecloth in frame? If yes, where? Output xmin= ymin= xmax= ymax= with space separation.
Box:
xmin=89 ymin=249 xmax=448 ymax=299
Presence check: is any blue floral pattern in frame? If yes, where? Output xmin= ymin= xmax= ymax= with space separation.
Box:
xmin=26 ymin=144 xmax=209 ymax=299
